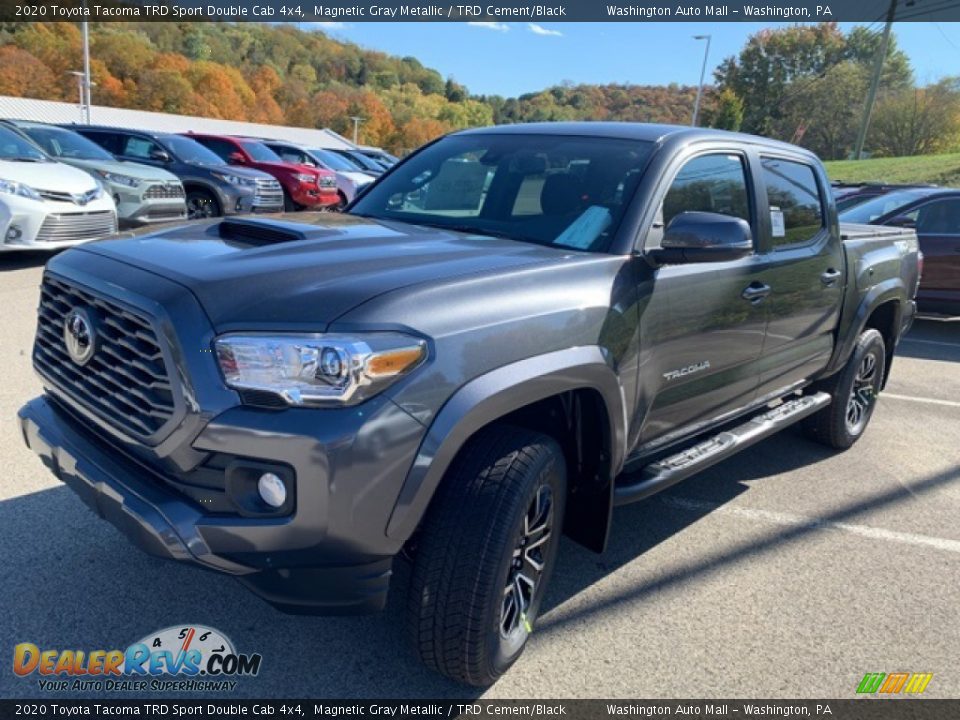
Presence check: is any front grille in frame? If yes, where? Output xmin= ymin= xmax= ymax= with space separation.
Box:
xmin=146 ymin=207 xmax=187 ymax=220
xmin=36 ymin=211 xmax=117 ymax=243
xmin=34 ymin=276 xmax=176 ymax=440
xmin=37 ymin=187 xmax=101 ymax=205
xmin=253 ymin=178 xmax=283 ymax=207
xmin=144 ymin=183 xmax=185 ymax=200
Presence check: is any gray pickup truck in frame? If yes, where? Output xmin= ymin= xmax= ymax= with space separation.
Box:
xmin=19 ymin=123 xmax=919 ymax=685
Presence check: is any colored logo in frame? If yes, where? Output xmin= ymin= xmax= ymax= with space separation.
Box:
xmin=856 ymin=672 xmax=933 ymax=694
xmin=13 ymin=624 xmax=261 ymax=680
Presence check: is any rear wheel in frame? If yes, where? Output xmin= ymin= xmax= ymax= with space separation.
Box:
xmin=803 ymin=328 xmax=886 ymax=449
xmin=185 ymin=189 xmax=220 ymax=219
xmin=407 ymin=425 xmax=566 ymax=686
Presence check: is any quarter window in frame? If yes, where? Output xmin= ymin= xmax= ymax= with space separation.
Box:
xmin=761 ymin=158 xmax=824 ymax=247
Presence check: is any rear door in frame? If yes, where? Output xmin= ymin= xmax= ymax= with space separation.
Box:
xmin=635 ymin=149 xmax=768 ymax=445
xmin=753 ymin=154 xmax=844 ymax=398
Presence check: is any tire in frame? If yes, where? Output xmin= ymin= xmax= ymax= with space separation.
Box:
xmin=335 ymin=191 xmax=348 ymax=212
xmin=407 ymin=425 xmax=566 ymax=686
xmin=185 ymin=189 xmax=220 ymax=220
xmin=282 ymin=190 xmax=298 ymax=212
xmin=803 ymin=328 xmax=886 ymax=450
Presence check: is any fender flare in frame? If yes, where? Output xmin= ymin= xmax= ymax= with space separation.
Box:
xmin=385 ymin=346 xmax=627 ymax=544
xmin=826 ymin=278 xmax=905 ymax=378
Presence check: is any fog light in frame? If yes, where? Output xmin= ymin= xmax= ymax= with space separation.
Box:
xmin=257 ymin=472 xmax=287 ymax=508
xmin=6 ymin=225 xmax=22 ymax=241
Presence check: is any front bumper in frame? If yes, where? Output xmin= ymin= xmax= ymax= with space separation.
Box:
xmin=19 ymin=393 xmax=401 ymax=615
xmin=0 ymin=194 xmax=117 ymax=252
xmin=113 ymin=183 xmax=187 ymax=228
xmin=290 ymin=183 xmax=339 ymax=209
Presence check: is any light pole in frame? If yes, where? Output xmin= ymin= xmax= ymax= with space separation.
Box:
xmin=66 ymin=71 xmax=96 ymax=123
xmin=692 ymin=34 xmax=712 ymax=127
xmin=81 ymin=20 xmax=92 ymax=123
xmin=349 ymin=116 xmax=363 ymax=145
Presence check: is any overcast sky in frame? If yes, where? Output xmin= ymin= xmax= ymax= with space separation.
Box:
xmin=307 ymin=21 xmax=959 ymax=97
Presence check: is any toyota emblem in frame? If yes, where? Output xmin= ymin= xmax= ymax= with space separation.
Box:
xmin=63 ymin=308 xmax=97 ymax=366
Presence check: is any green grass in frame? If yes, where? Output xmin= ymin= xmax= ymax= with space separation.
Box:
xmin=824 ymin=152 xmax=960 ymax=186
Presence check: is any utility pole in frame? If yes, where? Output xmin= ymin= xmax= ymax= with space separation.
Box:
xmin=349 ymin=115 xmax=363 ymax=145
xmin=854 ymin=0 xmax=896 ymax=159
xmin=692 ymin=34 xmax=712 ymax=127
xmin=80 ymin=15 xmax=92 ymax=123
xmin=67 ymin=71 xmax=85 ymax=122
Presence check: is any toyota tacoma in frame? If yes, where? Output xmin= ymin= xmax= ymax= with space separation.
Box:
xmin=19 ymin=123 xmax=920 ymax=685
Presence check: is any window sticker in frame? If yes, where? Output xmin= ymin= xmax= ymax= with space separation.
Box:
xmin=770 ymin=206 xmax=786 ymax=238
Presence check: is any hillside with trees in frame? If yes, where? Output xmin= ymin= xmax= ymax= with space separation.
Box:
xmin=0 ymin=21 xmax=957 ymax=160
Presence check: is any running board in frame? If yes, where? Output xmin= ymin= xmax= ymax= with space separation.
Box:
xmin=613 ymin=392 xmax=831 ymax=506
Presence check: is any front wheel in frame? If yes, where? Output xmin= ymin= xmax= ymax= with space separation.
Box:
xmin=185 ymin=189 xmax=220 ymax=219
xmin=803 ymin=328 xmax=886 ymax=449
xmin=407 ymin=426 xmax=566 ymax=686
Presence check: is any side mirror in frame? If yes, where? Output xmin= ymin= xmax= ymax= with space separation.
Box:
xmin=887 ymin=214 xmax=916 ymax=229
xmin=227 ymin=151 xmax=246 ymax=165
xmin=648 ymin=211 xmax=753 ymax=264
xmin=149 ymin=148 xmax=171 ymax=163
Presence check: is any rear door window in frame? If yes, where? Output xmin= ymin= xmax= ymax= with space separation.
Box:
xmin=761 ymin=157 xmax=825 ymax=248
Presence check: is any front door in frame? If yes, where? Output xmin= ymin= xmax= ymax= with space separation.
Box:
xmin=636 ymin=151 xmax=768 ymax=447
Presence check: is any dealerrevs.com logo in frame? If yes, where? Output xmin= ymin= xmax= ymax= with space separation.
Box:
xmin=13 ymin=625 xmax=262 ymax=693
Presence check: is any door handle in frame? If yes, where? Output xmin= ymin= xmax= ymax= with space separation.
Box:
xmin=821 ymin=268 xmax=842 ymax=286
xmin=741 ymin=282 xmax=771 ymax=303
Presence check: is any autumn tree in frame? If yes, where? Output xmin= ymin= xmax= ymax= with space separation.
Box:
xmin=0 ymin=46 xmax=61 ymax=100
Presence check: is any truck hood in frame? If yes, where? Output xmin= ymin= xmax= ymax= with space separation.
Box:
xmin=0 ymin=159 xmax=99 ymax=194
xmin=80 ymin=213 xmax=570 ymax=330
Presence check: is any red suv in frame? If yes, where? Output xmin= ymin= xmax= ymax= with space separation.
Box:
xmin=185 ymin=133 xmax=339 ymax=211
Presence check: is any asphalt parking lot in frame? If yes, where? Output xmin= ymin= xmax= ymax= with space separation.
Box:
xmin=1 ymin=250 xmax=958 ymax=700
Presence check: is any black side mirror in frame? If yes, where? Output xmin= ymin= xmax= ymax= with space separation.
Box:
xmin=887 ymin=214 xmax=916 ymax=229
xmin=648 ymin=211 xmax=753 ymax=264
xmin=149 ymin=148 xmax=171 ymax=163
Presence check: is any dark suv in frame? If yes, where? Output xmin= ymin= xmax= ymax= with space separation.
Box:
xmin=185 ymin=134 xmax=339 ymax=211
xmin=69 ymin=126 xmax=284 ymax=219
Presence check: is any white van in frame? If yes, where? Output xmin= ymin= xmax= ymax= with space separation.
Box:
xmin=0 ymin=124 xmax=117 ymax=252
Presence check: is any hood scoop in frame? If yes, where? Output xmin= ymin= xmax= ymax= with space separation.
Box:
xmin=217 ymin=218 xmax=311 ymax=246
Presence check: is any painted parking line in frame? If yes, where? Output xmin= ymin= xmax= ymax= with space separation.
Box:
xmin=900 ymin=337 xmax=960 ymax=348
xmin=881 ymin=393 xmax=960 ymax=409
xmin=662 ymin=496 xmax=960 ymax=555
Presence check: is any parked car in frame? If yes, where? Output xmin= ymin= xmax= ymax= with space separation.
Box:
xmin=330 ymin=148 xmax=388 ymax=176
xmin=5 ymin=120 xmax=186 ymax=228
xmin=69 ymin=125 xmax=283 ymax=219
xmin=263 ymin=140 xmax=375 ymax=208
xmin=357 ymin=147 xmax=399 ymax=167
xmin=185 ymin=134 xmax=339 ymax=211
xmin=0 ymin=124 xmax=116 ymax=252
xmin=841 ymin=187 xmax=960 ymax=316
xmin=831 ymin=182 xmax=935 ymax=212
xmin=19 ymin=123 xmax=919 ymax=686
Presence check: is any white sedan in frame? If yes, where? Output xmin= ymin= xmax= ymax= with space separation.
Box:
xmin=0 ymin=124 xmax=117 ymax=253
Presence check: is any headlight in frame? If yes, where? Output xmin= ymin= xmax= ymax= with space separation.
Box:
xmin=294 ymin=173 xmax=316 ymax=184
xmin=212 ymin=172 xmax=255 ymax=187
xmin=96 ymin=170 xmax=140 ymax=188
xmin=214 ymin=333 xmax=427 ymax=407
xmin=0 ymin=178 xmax=41 ymax=201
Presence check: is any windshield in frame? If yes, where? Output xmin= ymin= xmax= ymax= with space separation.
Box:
xmin=19 ymin=125 xmax=114 ymax=161
xmin=163 ymin=136 xmax=224 ymax=166
xmin=840 ymin=189 xmax=929 ymax=223
xmin=350 ymin=133 xmax=654 ymax=253
xmin=0 ymin=126 xmax=48 ymax=162
xmin=240 ymin=140 xmax=282 ymax=163
xmin=312 ymin=148 xmax=360 ymax=172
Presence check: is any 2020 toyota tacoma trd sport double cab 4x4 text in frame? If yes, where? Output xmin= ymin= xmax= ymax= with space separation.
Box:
xmin=19 ymin=124 xmax=919 ymax=685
